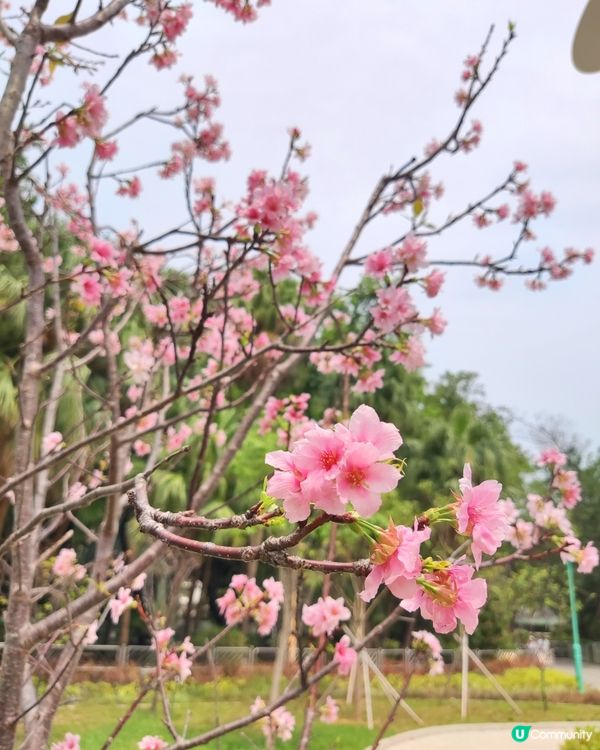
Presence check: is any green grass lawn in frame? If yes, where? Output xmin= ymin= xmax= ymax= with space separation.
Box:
xmin=46 ymin=669 xmax=600 ymax=749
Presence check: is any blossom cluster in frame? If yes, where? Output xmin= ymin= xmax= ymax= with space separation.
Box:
xmin=259 ymin=392 xmax=311 ymax=445
xmin=266 ymin=405 xmax=403 ymax=520
xmin=301 ymin=596 xmax=357 ymax=675
xmin=500 ymin=450 xmax=598 ymax=574
xmin=359 ymin=462 xmax=502 ymax=634
xmin=52 ymin=548 xmax=86 ymax=581
xmin=250 ymin=697 xmax=295 ymax=742
xmin=55 ymin=84 xmax=107 ymax=149
xmin=209 ymin=0 xmax=271 ymax=23
xmin=152 ymin=627 xmax=194 ymax=682
xmin=139 ymin=1 xmax=193 ymax=70
xmin=216 ymin=574 xmax=284 ymax=636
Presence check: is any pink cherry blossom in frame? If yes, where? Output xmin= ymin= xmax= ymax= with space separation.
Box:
xmin=132 ymin=572 xmax=147 ymax=591
xmin=162 ymin=650 xmax=193 ymax=682
xmin=538 ymin=448 xmax=567 ymax=467
xmin=216 ymin=575 xmax=282 ymax=635
xmin=255 ymin=599 xmax=279 ymax=636
xmin=340 ymin=404 xmax=403 ymax=460
xmin=153 ymin=627 xmax=175 ymax=651
xmin=320 ymin=695 xmax=339 ymax=723
xmin=334 ymin=635 xmax=357 ymax=676
xmin=454 ymin=463 xmax=507 ymax=567
xmin=365 ymin=248 xmax=393 ymax=278
xmin=293 ymin=426 xmax=346 ymax=480
xmin=80 ymin=83 xmax=108 ymax=137
xmin=361 ymin=523 xmax=431 ymax=602
xmin=83 ymin=620 xmax=98 ymax=646
xmin=138 ymin=737 xmax=168 ymax=750
xmin=270 ymin=707 xmax=295 ymax=740
xmin=67 ymin=482 xmax=86 ymax=502
xmin=424 ymin=270 xmax=445 ymax=298
xmin=552 ymin=469 xmax=582 ymax=509
xmin=116 ymin=176 xmax=142 ymax=198
xmin=73 ymin=271 xmax=103 ymax=306
xmin=42 ymin=431 xmax=63 ymax=454
xmin=52 ymin=548 xmax=85 ymax=580
xmin=168 ymin=295 xmax=191 ymax=325
xmin=90 ymin=237 xmax=117 ymax=265
xmin=51 ymin=733 xmax=80 ymax=750
xmin=336 ymin=442 xmax=401 ymax=517
xmin=302 ymin=596 xmax=351 ymax=637
xmin=95 ymin=139 xmax=118 ymax=160
xmin=506 ymin=520 xmax=535 ymax=551
xmin=133 ymin=440 xmax=152 ymax=457
xmin=561 ymin=538 xmax=599 ymax=574
xmin=396 ymin=235 xmax=427 ymax=272
xmin=55 ymin=114 xmax=81 ymax=148
xmin=353 ymin=369 xmax=385 ymax=393
xmin=533 ymin=500 xmax=572 ymax=535
xmin=401 ymin=562 xmax=487 ymax=635
xmin=498 ymin=498 xmax=519 ymax=525
xmin=151 ymin=48 xmax=179 ymax=70
xmin=412 ymin=630 xmax=442 ymax=659
xmin=265 ymin=450 xmax=311 ymax=522
xmin=390 ymin=336 xmax=426 ymax=372
xmin=371 ymin=286 xmax=416 ymax=333
xmin=267 ymin=406 xmax=403 ymax=519
xmin=426 ymin=307 xmax=447 ymax=336
xmin=109 ymin=587 xmax=134 ymax=624
xmin=262 ymin=576 xmax=284 ymax=604
xmin=412 ymin=630 xmax=445 ymax=674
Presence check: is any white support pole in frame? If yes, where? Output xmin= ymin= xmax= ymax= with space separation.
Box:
xmin=362 ymin=651 xmax=374 ymax=730
xmin=346 ymin=658 xmax=358 ymax=704
xmin=461 ymin=628 xmax=469 ymax=719
xmin=359 ymin=646 xmax=424 ymax=725
xmin=467 ymin=647 xmax=522 ymax=714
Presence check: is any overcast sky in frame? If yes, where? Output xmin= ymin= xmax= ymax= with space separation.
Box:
xmin=48 ymin=0 xmax=600 ymax=453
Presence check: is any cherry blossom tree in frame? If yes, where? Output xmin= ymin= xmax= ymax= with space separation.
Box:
xmin=0 ymin=2 xmax=597 ymax=749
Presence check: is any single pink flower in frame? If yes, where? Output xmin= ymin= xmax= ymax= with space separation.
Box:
xmin=506 ymin=520 xmax=535 ymax=551
xmin=42 ymin=431 xmax=63 ymax=454
xmin=361 ymin=522 xmax=431 ymax=602
xmin=424 ymin=269 xmax=445 ymax=298
xmin=51 ymin=733 xmax=80 ymax=750
xmin=334 ymin=635 xmax=357 ymax=676
xmin=401 ymin=563 xmax=487 ymax=635
xmin=336 ymin=443 xmax=400 ymax=517
xmin=109 ymin=587 xmax=134 ymax=624
xmin=454 ymin=463 xmax=507 ymax=567
xmin=538 ymin=448 xmax=567 ymax=467
xmin=138 ymin=737 xmax=168 ymax=750
xmin=265 ymin=450 xmax=311 ymax=522
xmin=302 ymin=596 xmax=351 ymax=637
xmin=53 ymin=548 xmax=85 ymax=580
xmin=365 ymin=248 xmax=393 ymax=278
xmin=95 ymin=139 xmax=118 ymax=160
xmin=341 ymin=405 xmax=403 ymax=459
xmin=561 ymin=538 xmax=599 ymax=574
xmin=320 ymin=695 xmax=339 ymax=723
xmin=153 ymin=627 xmax=175 ymax=652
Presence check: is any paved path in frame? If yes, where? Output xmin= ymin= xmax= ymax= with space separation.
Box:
xmin=555 ymin=658 xmax=600 ymax=689
xmin=378 ymin=722 xmax=600 ymax=750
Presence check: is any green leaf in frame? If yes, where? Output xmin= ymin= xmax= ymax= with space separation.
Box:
xmin=54 ymin=12 xmax=74 ymax=25
xmin=412 ymin=197 xmax=424 ymax=216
